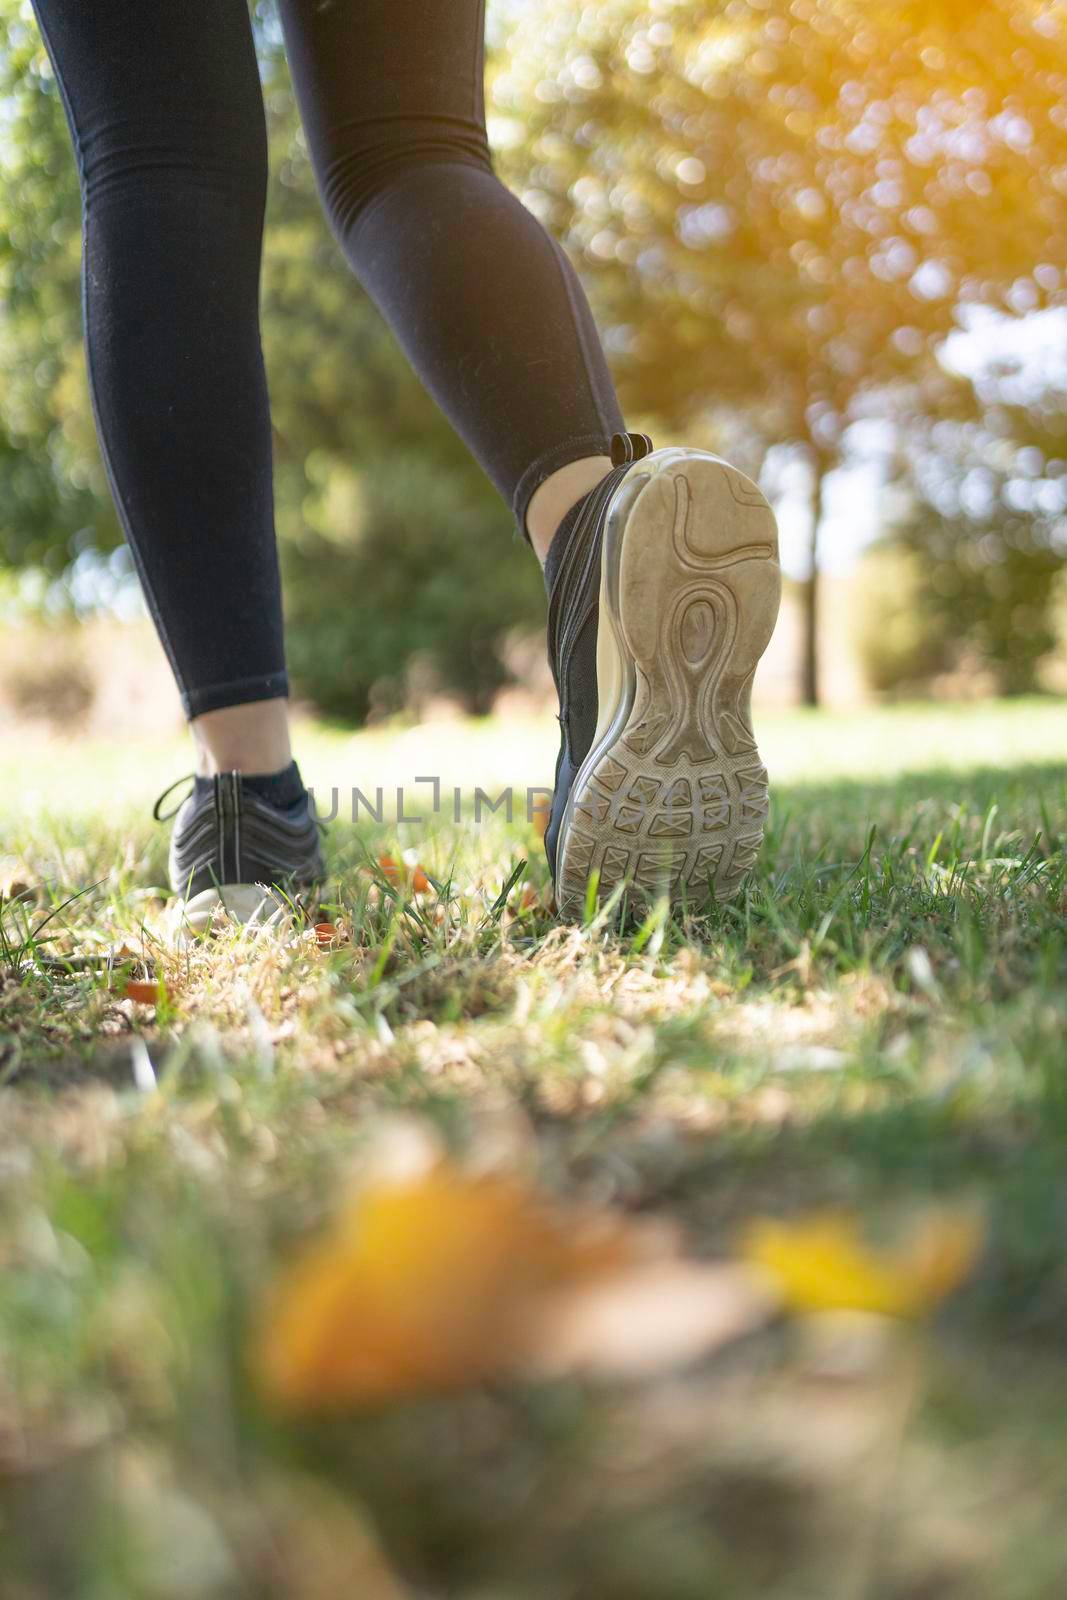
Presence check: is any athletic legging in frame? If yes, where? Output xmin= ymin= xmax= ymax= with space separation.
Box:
xmin=30 ymin=0 xmax=625 ymax=718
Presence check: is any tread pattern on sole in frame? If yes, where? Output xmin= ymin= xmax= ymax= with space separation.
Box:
xmin=556 ymin=454 xmax=780 ymax=917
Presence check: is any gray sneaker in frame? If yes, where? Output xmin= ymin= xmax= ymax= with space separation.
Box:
xmin=154 ymin=769 xmax=325 ymax=938
xmin=545 ymin=436 xmax=781 ymax=918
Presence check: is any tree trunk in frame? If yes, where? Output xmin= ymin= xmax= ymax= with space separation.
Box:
xmin=801 ymin=454 xmax=828 ymax=708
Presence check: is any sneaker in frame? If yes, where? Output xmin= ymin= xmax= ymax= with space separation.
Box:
xmin=154 ymin=767 xmax=325 ymax=938
xmin=544 ymin=432 xmax=781 ymax=919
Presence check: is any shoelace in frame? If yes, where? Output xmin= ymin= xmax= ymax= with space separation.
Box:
xmin=152 ymin=772 xmax=196 ymax=823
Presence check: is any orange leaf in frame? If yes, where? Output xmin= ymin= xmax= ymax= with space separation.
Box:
xmin=411 ymin=866 xmax=430 ymax=894
xmin=256 ymin=1164 xmax=637 ymax=1411
xmin=377 ymin=855 xmax=400 ymax=882
xmin=124 ymin=979 xmax=165 ymax=1006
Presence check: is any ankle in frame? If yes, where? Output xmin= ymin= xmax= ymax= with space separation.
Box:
xmin=190 ymin=698 xmax=293 ymax=777
xmin=542 ymin=487 xmax=597 ymax=599
xmin=527 ymin=454 xmax=612 ymax=562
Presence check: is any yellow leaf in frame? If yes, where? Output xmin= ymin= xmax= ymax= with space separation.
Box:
xmin=743 ymin=1209 xmax=982 ymax=1320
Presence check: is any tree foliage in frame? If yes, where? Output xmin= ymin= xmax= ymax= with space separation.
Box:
xmin=0 ymin=3 xmax=112 ymax=568
xmin=283 ymin=452 xmax=544 ymax=720
xmin=492 ymin=0 xmax=1067 ymax=699
xmin=0 ymin=0 xmax=1064 ymax=712
xmin=893 ymin=384 xmax=1067 ymax=693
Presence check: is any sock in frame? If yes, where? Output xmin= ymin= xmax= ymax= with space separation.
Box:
xmin=193 ymin=760 xmax=307 ymax=811
xmin=542 ymin=488 xmax=595 ymax=598
xmin=241 ymin=759 xmax=306 ymax=810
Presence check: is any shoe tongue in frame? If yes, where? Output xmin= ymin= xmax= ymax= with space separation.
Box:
xmin=543 ymin=488 xmax=596 ymax=598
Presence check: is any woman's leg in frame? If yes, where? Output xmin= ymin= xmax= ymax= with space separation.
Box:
xmin=276 ymin=0 xmax=782 ymax=919
xmin=277 ymin=0 xmax=625 ymax=555
xmin=31 ymin=0 xmax=292 ymax=770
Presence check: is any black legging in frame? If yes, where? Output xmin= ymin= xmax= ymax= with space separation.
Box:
xmin=31 ymin=0 xmax=625 ymax=718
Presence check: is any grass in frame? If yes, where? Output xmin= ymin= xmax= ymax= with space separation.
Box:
xmin=1 ymin=697 xmax=1066 ymax=1598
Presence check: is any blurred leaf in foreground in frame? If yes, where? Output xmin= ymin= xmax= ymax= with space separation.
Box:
xmin=255 ymin=1160 xmax=773 ymax=1412
xmin=744 ymin=1208 xmax=984 ymax=1319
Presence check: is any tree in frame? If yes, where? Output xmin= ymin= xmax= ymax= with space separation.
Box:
xmin=0 ymin=2 xmax=114 ymax=570
xmin=891 ymin=376 xmax=1067 ymax=694
xmin=493 ymin=0 xmax=1067 ymax=702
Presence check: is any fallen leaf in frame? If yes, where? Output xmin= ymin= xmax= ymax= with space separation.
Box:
xmin=257 ymin=1165 xmax=628 ymax=1409
xmin=255 ymin=1161 xmax=772 ymax=1411
xmin=743 ymin=1208 xmax=983 ymax=1319
xmin=373 ymin=855 xmax=430 ymax=893
xmin=124 ymin=979 xmax=166 ymax=1006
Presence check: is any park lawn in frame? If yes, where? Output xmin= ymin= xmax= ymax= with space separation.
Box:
xmin=1 ymin=697 xmax=1066 ymax=1598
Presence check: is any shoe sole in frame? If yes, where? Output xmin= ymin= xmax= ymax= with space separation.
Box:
xmin=168 ymin=883 xmax=299 ymax=944
xmin=554 ymin=448 xmax=781 ymax=920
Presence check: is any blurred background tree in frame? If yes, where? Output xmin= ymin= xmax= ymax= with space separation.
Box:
xmin=890 ymin=384 xmax=1067 ymax=694
xmin=283 ymin=453 xmax=545 ymax=720
xmin=0 ymin=0 xmax=1064 ymax=717
xmin=492 ymin=0 xmax=1067 ymax=702
xmin=0 ymin=3 xmax=111 ymax=571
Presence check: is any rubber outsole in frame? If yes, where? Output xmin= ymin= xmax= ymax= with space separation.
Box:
xmin=168 ymin=883 xmax=297 ymax=944
xmin=554 ymin=448 xmax=781 ymax=920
